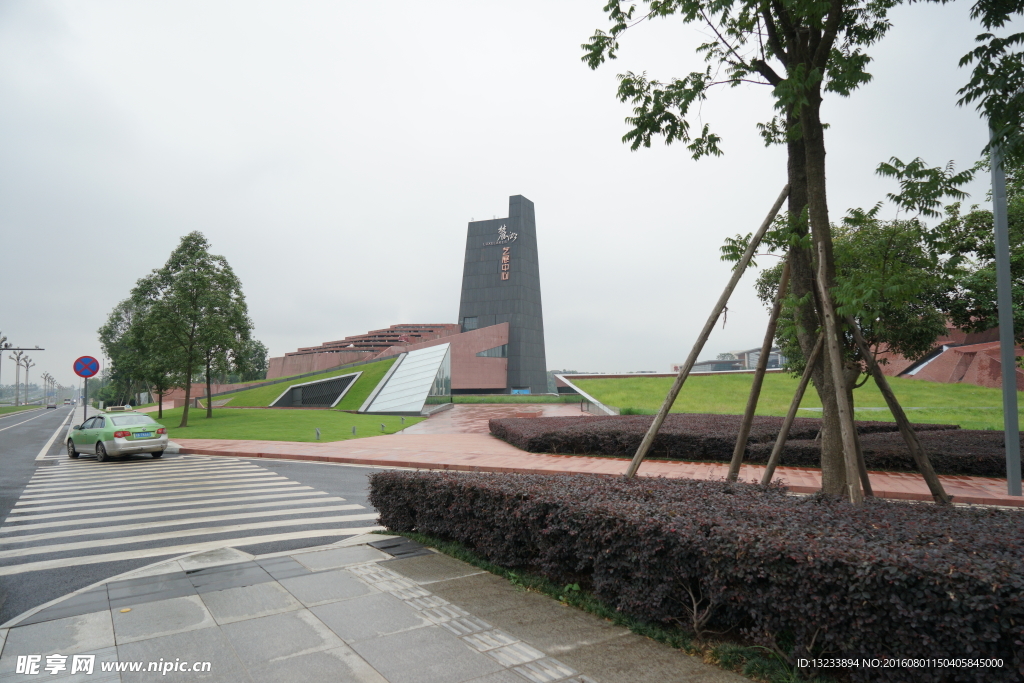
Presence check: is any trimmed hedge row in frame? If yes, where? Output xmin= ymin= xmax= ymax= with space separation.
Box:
xmin=490 ymin=413 xmax=958 ymax=457
xmin=369 ymin=471 xmax=1024 ymax=682
xmin=746 ymin=429 xmax=1016 ymax=478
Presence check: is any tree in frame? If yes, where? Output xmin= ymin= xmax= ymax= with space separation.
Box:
xmin=938 ymin=154 xmax=1024 ymax=345
xmin=235 ymin=339 xmax=269 ymax=382
xmin=582 ymin=1 xmax=1022 ymax=495
xmin=133 ymin=232 xmax=253 ymax=428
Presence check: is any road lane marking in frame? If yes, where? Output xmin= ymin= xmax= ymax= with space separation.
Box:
xmin=22 ymin=471 xmax=281 ymax=495
xmin=14 ymin=480 xmax=296 ymax=505
xmin=0 ymin=526 xmax=384 ymax=577
xmin=34 ymin=409 xmax=77 ymax=461
xmin=1 ymin=490 xmax=329 ymax=521
xmin=0 ymin=496 xmax=348 ymax=531
xmin=0 ymin=504 xmax=367 ymax=543
xmin=26 ymin=464 xmax=265 ymax=486
xmin=0 ymin=410 xmax=59 ymax=433
xmin=0 ymin=513 xmax=382 ymax=560
xmin=4 ymin=485 xmax=313 ymax=514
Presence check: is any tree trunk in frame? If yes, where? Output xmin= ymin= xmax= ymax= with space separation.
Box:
xmin=801 ymin=88 xmax=857 ymax=498
xmin=157 ymin=389 xmax=163 ymax=419
xmin=180 ymin=353 xmax=193 ymax=429
xmin=205 ymin=358 xmax=213 ymax=419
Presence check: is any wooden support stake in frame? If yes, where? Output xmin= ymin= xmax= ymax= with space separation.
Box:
xmin=846 ymin=316 xmax=952 ymax=504
xmin=851 ymin=422 xmax=874 ymax=497
xmin=727 ymin=260 xmax=791 ymax=481
xmin=814 ymin=241 xmax=864 ymax=505
xmin=625 ymin=185 xmax=790 ymax=479
xmin=761 ymin=334 xmax=823 ymax=485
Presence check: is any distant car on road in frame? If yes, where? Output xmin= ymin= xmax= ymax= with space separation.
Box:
xmin=67 ymin=411 xmax=168 ymax=462
xmin=46 ymin=402 xmax=57 ymax=409
xmin=63 ymin=399 xmax=71 ymax=405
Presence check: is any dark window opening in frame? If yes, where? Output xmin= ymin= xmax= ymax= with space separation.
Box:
xmin=476 ymin=344 xmax=508 ymax=358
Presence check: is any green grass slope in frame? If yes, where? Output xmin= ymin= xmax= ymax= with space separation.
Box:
xmin=0 ymin=405 xmax=42 ymax=416
xmin=573 ymin=373 xmax=1024 ymax=430
xmin=221 ymin=358 xmax=396 ymax=408
xmin=160 ymin=407 xmax=420 ymax=442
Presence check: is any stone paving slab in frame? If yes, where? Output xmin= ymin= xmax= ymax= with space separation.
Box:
xmin=0 ymin=538 xmax=748 ymax=682
xmin=175 ymin=432 xmax=1024 ymax=507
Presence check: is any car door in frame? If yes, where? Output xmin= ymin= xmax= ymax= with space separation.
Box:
xmin=89 ymin=417 xmax=107 ymax=452
xmin=74 ymin=417 xmax=96 ymax=453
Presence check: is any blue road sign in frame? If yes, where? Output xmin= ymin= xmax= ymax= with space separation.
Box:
xmin=74 ymin=356 xmax=100 ymax=378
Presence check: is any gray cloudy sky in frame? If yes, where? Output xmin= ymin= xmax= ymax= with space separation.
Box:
xmin=0 ymin=1 xmax=1010 ymax=388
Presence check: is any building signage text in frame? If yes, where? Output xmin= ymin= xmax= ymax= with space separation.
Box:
xmin=501 ymin=246 xmax=511 ymax=280
xmin=483 ymin=224 xmax=518 ymax=246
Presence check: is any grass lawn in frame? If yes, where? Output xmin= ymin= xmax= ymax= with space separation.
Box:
xmin=574 ymin=374 xmax=1024 ymax=430
xmin=0 ymin=405 xmax=42 ymax=416
xmin=158 ymin=406 xmax=422 ymax=442
xmin=219 ymin=358 xmax=397 ymax=409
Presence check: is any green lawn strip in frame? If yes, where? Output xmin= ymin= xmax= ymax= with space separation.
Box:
xmin=376 ymin=530 xmax=827 ymax=683
xmin=160 ymin=406 xmax=421 ymax=442
xmin=218 ymin=358 xmax=396 ymax=408
xmin=0 ymin=405 xmax=42 ymax=416
xmin=575 ymin=374 xmax=1024 ymax=430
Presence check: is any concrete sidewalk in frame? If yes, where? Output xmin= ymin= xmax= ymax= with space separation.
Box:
xmin=0 ymin=536 xmax=744 ymax=683
xmin=175 ymin=433 xmax=1024 ymax=508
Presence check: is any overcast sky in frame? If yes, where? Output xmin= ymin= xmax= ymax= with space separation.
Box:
xmin=0 ymin=0 xmax=1011 ymax=388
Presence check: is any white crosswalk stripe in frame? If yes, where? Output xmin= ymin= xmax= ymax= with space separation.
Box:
xmin=0 ymin=454 xmax=382 ymax=575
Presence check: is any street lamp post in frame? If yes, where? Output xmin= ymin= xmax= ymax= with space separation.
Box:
xmin=22 ymin=357 xmax=35 ymax=405
xmin=9 ymin=350 xmax=24 ymax=406
xmin=991 ymin=132 xmax=1023 ymax=497
xmin=0 ymin=332 xmax=7 ymax=403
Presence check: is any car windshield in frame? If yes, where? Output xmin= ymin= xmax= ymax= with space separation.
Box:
xmin=110 ymin=415 xmax=158 ymax=427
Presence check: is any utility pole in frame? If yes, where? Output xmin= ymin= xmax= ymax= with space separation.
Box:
xmin=991 ymin=132 xmax=1023 ymax=497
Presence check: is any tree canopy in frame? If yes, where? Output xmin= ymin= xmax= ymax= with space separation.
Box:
xmin=101 ymin=232 xmax=259 ymax=426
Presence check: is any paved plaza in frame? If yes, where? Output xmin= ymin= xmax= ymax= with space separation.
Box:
xmin=0 ymin=535 xmax=744 ymax=683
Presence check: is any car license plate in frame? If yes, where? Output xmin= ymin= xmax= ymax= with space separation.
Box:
xmin=134 ymin=432 xmax=154 ymax=438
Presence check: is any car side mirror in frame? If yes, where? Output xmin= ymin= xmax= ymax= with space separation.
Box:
xmin=73 ymin=425 xmax=82 ymax=430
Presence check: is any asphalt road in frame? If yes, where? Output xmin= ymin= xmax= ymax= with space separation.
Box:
xmin=0 ymin=406 xmax=392 ymax=626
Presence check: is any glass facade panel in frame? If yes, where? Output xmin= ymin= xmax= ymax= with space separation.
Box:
xmin=462 ymin=316 xmax=478 ymax=331
xmin=428 ymin=346 xmax=452 ymax=397
xmin=475 ymin=344 xmax=508 ymax=358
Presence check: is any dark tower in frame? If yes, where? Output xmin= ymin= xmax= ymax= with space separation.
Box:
xmin=457 ymin=195 xmax=548 ymax=394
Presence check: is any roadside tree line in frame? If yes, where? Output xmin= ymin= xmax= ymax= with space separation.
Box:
xmin=99 ymin=232 xmax=267 ymax=428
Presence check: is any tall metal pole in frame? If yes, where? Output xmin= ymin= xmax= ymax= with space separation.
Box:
xmin=991 ymin=132 xmax=1023 ymax=496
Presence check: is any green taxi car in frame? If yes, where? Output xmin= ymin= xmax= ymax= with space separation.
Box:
xmin=67 ymin=412 xmax=169 ymax=462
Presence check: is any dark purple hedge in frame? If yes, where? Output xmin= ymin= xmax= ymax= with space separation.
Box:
xmin=369 ymin=470 xmax=1023 ymax=683
xmin=745 ymin=429 xmax=1015 ymax=477
xmin=488 ymin=414 xmax=1000 ymax=476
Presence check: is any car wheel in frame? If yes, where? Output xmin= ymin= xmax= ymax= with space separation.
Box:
xmin=67 ymin=439 xmax=79 ymax=459
xmin=152 ymin=451 xmax=163 ymax=459
xmin=96 ymin=442 xmax=108 ymax=462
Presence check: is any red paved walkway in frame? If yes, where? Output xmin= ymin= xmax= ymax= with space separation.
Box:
xmin=402 ymin=403 xmax=593 ymax=434
xmin=175 ymin=432 xmax=1024 ymax=508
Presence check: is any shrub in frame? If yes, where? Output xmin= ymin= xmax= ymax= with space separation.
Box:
xmin=490 ymin=414 xmax=969 ymax=471
xmin=369 ymin=471 xmax=1024 ymax=683
xmin=745 ymin=429 xmax=1017 ymax=478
